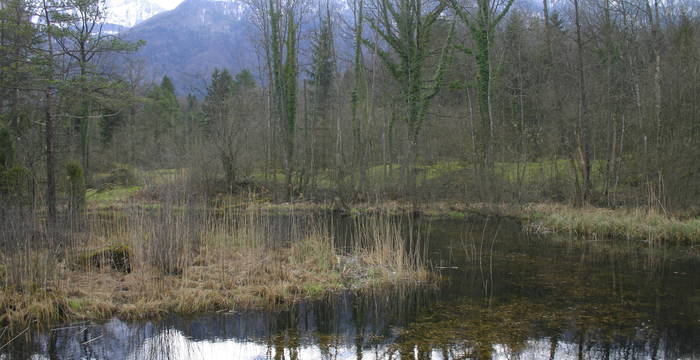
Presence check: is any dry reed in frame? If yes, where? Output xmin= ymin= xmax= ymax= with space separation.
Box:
xmin=0 ymin=203 xmax=430 ymax=332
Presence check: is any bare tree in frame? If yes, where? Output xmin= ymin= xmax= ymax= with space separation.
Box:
xmin=446 ymin=0 xmax=515 ymax=170
xmin=364 ymin=0 xmax=453 ymax=199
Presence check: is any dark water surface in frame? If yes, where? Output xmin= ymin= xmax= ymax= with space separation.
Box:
xmin=2 ymin=216 xmax=699 ymax=359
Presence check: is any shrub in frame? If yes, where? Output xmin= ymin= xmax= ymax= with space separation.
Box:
xmin=0 ymin=165 xmax=33 ymax=205
xmin=94 ymin=163 xmax=141 ymax=190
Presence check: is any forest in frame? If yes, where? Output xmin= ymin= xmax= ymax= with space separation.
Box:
xmin=1 ymin=0 xmax=699 ymax=356
xmin=0 ymin=0 xmax=698 ymax=212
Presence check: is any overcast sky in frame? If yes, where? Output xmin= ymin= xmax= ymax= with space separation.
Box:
xmin=154 ymin=0 xmax=184 ymax=10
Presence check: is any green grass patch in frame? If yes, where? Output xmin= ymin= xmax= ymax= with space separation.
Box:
xmin=525 ymin=204 xmax=700 ymax=245
xmin=303 ymin=283 xmax=326 ymax=297
xmin=144 ymin=168 xmax=183 ymax=185
xmin=67 ymin=298 xmax=83 ymax=312
xmin=86 ymin=185 xmax=141 ymax=207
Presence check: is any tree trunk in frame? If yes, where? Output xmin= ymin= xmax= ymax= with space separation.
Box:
xmin=351 ymin=0 xmax=365 ymax=192
xmin=221 ymin=153 xmax=236 ymax=191
xmin=45 ymin=88 xmax=57 ymax=226
xmin=79 ymin=59 xmax=90 ymax=182
xmin=573 ymin=0 xmax=592 ymax=204
xmin=475 ymin=25 xmax=493 ymax=170
xmin=42 ymin=0 xmax=57 ymax=226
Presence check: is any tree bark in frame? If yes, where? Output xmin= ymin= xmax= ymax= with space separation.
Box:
xmin=573 ymin=0 xmax=592 ymax=204
xmin=42 ymin=0 xmax=57 ymax=226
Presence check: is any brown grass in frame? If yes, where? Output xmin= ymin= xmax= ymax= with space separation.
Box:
xmin=354 ymin=201 xmax=700 ymax=245
xmin=0 ymin=206 xmax=430 ymax=331
xmin=521 ymin=203 xmax=700 ymax=244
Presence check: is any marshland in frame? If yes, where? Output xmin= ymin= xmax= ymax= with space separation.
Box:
xmin=2 ymin=0 xmax=700 ymax=357
xmin=2 ymin=209 xmax=698 ymax=359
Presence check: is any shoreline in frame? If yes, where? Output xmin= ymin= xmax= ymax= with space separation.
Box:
xmin=1 ymin=251 xmax=428 ymax=329
xmin=82 ymin=179 xmax=700 ymax=246
xmin=90 ymin=197 xmax=700 ymax=245
xmin=0 ymin=209 xmax=430 ymax=332
xmin=3 ymin=199 xmax=697 ymax=334
xmin=237 ymin=201 xmax=700 ymax=245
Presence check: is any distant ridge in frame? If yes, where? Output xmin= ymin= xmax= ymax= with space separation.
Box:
xmin=123 ymin=0 xmax=259 ymax=94
xmin=105 ymin=0 xmax=167 ymax=28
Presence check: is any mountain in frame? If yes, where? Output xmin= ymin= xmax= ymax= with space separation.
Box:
xmin=113 ymin=0 xmax=550 ymax=94
xmin=120 ymin=0 xmax=354 ymax=95
xmin=123 ymin=0 xmax=259 ymax=95
xmin=105 ymin=0 xmax=168 ymax=28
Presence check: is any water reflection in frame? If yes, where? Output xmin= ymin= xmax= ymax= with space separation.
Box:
xmin=2 ymin=216 xmax=698 ymax=359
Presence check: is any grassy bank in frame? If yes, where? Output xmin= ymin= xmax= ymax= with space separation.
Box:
xmin=521 ymin=203 xmax=700 ymax=245
xmin=0 ymin=208 xmax=429 ymax=330
xmin=88 ymin=179 xmax=700 ymax=246
xmin=406 ymin=201 xmax=699 ymax=245
xmin=81 ymin=161 xmax=699 ymax=247
xmin=251 ymin=201 xmax=700 ymax=245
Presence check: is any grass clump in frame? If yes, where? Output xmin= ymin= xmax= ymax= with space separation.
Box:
xmin=0 ymin=207 xmax=430 ymax=332
xmin=524 ymin=203 xmax=700 ymax=244
xmin=71 ymin=245 xmax=132 ymax=273
xmin=349 ymin=214 xmax=429 ymax=283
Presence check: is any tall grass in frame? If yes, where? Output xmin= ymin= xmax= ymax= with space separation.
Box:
xmin=525 ymin=203 xmax=700 ymax=244
xmin=0 ymin=202 xmax=429 ymax=331
xmin=0 ymin=207 xmax=58 ymax=293
xmin=350 ymin=214 xmax=428 ymax=281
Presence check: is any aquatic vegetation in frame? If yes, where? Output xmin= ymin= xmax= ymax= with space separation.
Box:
xmin=402 ymin=201 xmax=700 ymax=245
xmin=0 ymin=207 xmax=430 ymax=330
xmin=523 ymin=203 xmax=700 ymax=244
xmin=2 ymin=214 xmax=698 ymax=359
xmin=351 ymin=214 xmax=429 ymax=282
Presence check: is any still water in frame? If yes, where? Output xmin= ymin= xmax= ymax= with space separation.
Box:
xmin=3 ymin=216 xmax=699 ymax=359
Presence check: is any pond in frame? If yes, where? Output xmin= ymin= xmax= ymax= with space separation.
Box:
xmin=2 ymin=216 xmax=699 ymax=359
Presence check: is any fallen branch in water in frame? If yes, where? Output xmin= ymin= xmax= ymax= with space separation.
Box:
xmin=0 ymin=324 xmax=31 ymax=351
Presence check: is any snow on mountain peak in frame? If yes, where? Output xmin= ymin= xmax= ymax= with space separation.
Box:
xmin=104 ymin=0 xmax=171 ymax=28
xmin=104 ymin=0 xmax=247 ymax=29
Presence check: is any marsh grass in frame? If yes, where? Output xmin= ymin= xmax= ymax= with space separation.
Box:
xmin=0 ymin=203 xmax=429 ymax=332
xmin=398 ymin=201 xmax=699 ymax=245
xmin=524 ymin=203 xmax=700 ymax=244
xmin=349 ymin=214 xmax=429 ymax=282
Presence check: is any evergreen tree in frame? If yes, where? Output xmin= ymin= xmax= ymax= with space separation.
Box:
xmin=307 ymin=3 xmax=335 ymax=176
xmin=55 ymin=0 xmax=142 ymax=180
xmin=203 ymin=68 xmax=236 ymax=130
xmin=202 ymin=68 xmax=245 ymax=189
xmin=0 ymin=0 xmax=39 ymax=136
xmin=143 ymin=76 xmax=180 ymax=165
xmin=235 ymin=69 xmax=256 ymax=91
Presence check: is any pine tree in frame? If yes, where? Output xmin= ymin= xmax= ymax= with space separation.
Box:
xmin=202 ymin=68 xmax=250 ymax=190
xmin=144 ymin=76 xmax=180 ymax=165
xmin=55 ymin=0 xmax=142 ymax=180
xmin=203 ymin=69 xmax=235 ymax=129
xmin=0 ymin=127 xmax=14 ymax=170
xmin=307 ymin=3 xmax=335 ymax=175
xmin=235 ymin=69 xmax=256 ymax=91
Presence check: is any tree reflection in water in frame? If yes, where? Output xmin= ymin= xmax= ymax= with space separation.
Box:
xmin=3 ymin=217 xmax=698 ymax=359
